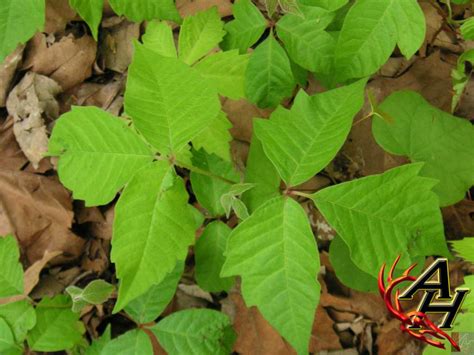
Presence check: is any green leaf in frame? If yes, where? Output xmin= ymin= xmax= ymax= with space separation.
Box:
xmin=48 ymin=106 xmax=154 ymax=206
xmin=102 ymin=329 xmax=152 ymax=355
xmin=195 ymin=221 xmax=235 ymax=292
xmin=245 ymin=34 xmax=296 ymax=108
xmin=221 ymin=0 xmax=267 ymax=54
xmin=221 ymin=197 xmax=320 ymax=354
xmin=66 ymin=280 xmax=114 ymax=312
xmin=178 ymin=7 xmax=225 ymax=65
xmin=192 ymin=111 xmax=232 ymax=162
xmin=254 ymin=79 xmax=366 ymax=187
xmin=460 ymin=275 xmax=474 ymax=312
xmin=451 ymin=238 xmax=474 ymax=263
xmin=299 ymin=0 xmax=348 ymax=11
xmin=312 ymin=164 xmax=451 ymax=278
xmin=124 ymin=43 xmax=220 ymax=156
xmin=277 ymin=7 xmax=336 ymax=73
xmin=101 ymin=329 xmax=153 ymax=355
xmin=372 ymin=90 xmax=474 ymax=206
xmin=329 ymin=235 xmax=378 ymax=292
xmin=194 ymin=50 xmax=250 ymax=99
xmin=190 ymin=149 xmax=239 ymax=216
xmin=112 ymin=162 xmax=195 ymax=311
xmin=0 ymin=318 xmax=16 ymax=352
xmin=0 ymin=300 xmax=36 ymax=344
xmin=124 ymin=261 xmax=184 ymax=324
xmin=451 ymin=49 xmax=474 ymax=112
xmin=85 ymin=325 xmax=111 ymax=355
xmin=69 ymin=0 xmax=103 ymax=40
xmin=0 ymin=0 xmax=44 ymax=63
xmin=108 ymin=0 xmax=181 ymax=23
xmin=242 ymin=134 xmax=281 ymax=213
xmin=27 ymin=296 xmax=84 ymax=352
xmin=151 ymin=309 xmax=234 ymax=354
xmin=142 ymin=21 xmax=177 ymax=58
xmin=0 ymin=236 xmax=23 ymax=298
xmin=334 ymin=0 xmax=425 ymax=82
xmin=461 ymin=17 xmax=474 ymax=40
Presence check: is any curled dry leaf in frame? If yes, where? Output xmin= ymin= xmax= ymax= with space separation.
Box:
xmin=0 ymin=169 xmax=84 ymax=264
xmin=6 ymin=72 xmax=62 ymax=168
xmin=100 ymin=19 xmax=140 ymax=73
xmin=0 ymin=44 xmax=24 ymax=107
xmin=23 ymin=33 xmax=97 ymax=90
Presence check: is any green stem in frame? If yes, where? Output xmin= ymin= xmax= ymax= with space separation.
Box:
xmin=290 ymin=190 xmax=314 ymax=199
xmin=176 ymin=160 xmax=236 ymax=185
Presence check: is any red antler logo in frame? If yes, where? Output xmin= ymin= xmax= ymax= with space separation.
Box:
xmin=378 ymin=256 xmax=470 ymax=351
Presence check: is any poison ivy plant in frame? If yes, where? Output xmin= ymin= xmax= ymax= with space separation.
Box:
xmin=334 ymin=0 xmax=425 ymax=82
xmin=372 ymin=91 xmax=474 ymax=206
xmin=150 ymin=309 xmax=235 ymax=354
xmin=222 ymin=197 xmax=320 ymax=354
xmin=108 ymin=0 xmax=181 ymax=23
xmin=245 ymin=33 xmax=296 ymax=108
xmin=221 ymin=0 xmax=267 ymax=54
xmin=66 ymin=280 xmax=114 ymax=312
xmin=27 ymin=296 xmax=85 ymax=352
xmin=254 ymin=79 xmax=366 ymax=186
xmin=451 ymin=238 xmax=474 ymax=262
xmin=124 ymin=261 xmax=184 ymax=324
xmin=195 ymin=221 xmax=235 ymax=292
xmin=7 ymin=1 xmax=469 ymax=353
xmin=0 ymin=236 xmax=23 ymax=298
xmin=0 ymin=0 xmax=44 ymax=63
xmin=69 ymin=0 xmax=104 ymax=40
xmin=451 ymin=49 xmax=474 ymax=112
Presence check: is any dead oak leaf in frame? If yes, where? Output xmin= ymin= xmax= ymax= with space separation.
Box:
xmin=0 ymin=169 xmax=84 ymax=264
xmin=6 ymin=72 xmax=61 ymax=168
xmin=23 ymin=33 xmax=97 ymax=90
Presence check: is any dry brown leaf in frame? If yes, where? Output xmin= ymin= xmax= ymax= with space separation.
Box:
xmin=100 ymin=19 xmax=139 ymax=73
xmin=23 ymin=33 xmax=97 ymax=90
xmin=67 ymin=75 xmax=125 ymax=112
xmin=222 ymin=98 xmax=272 ymax=142
xmin=309 ymin=306 xmax=342 ymax=353
xmin=0 ymin=45 xmax=24 ymax=107
xmin=0 ymin=169 xmax=84 ymax=264
xmin=230 ymin=292 xmax=295 ymax=355
xmin=24 ymin=250 xmax=63 ymax=295
xmin=177 ymin=0 xmax=233 ymax=18
xmin=0 ymin=117 xmax=28 ymax=171
xmin=6 ymin=72 xmax=62 ymax=168
xmin=376 ymin=319 xmax=421 ymax=355
xmin=455 ymin=78 xmax=474 ymax=120
xmin=81 ymin=239 xmax=110 ymax=275
xmin=442 ymin=199 xmax=474 ymax=238
xmin=44 ymin=0 xmax=78 ymax=34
